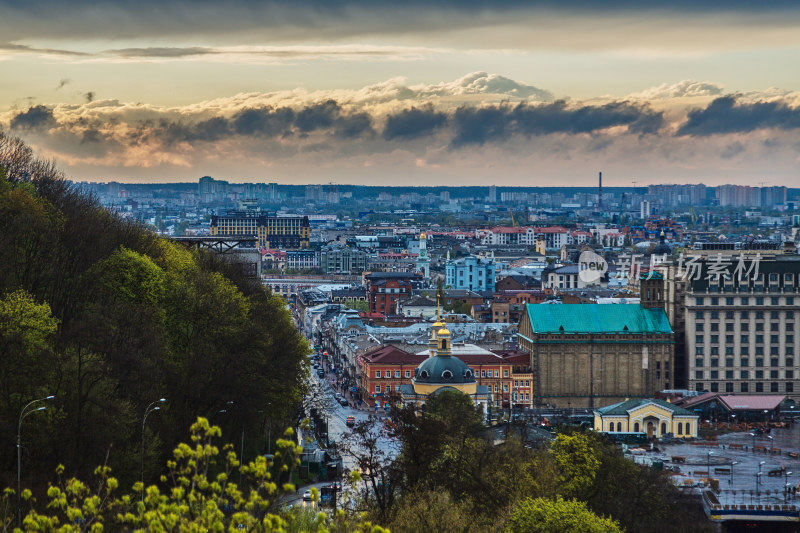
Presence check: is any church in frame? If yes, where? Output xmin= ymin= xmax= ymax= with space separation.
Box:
xmin=399 ymin=307 xmax=492 ymax=414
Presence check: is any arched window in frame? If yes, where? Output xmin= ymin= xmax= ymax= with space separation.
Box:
xmin=442 ymin=370 xmax=453 ymax=380
xmin=634 ymin=422 xmax=640 ymax=433
xmin=465 ymin=370 xmax=472 ymax=378
xmin=678 ymin=422 xmax=683 ymax=435
xmin=617 ymin=422 xmax=622 ymax=432
xmin=420 ymin=370 xmax=429 ymax=379
xmin=661 ymin=422 xmax=667 ymax=435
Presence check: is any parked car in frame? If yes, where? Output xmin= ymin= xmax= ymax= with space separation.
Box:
xmin=317 ymin=370 xmax=324 ymax=378
xmin=339 ymin=398 xmax=349 ymax=407
xmin=346 ymin=416 xmax=355 ymax=427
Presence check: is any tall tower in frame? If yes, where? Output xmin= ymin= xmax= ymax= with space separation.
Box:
xmin=417 ymin=231 xmax=430 ymax=279
xmin=598 ymin=171 xmax=603 ymax=209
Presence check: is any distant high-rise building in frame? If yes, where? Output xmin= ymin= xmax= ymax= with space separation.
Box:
xmin=488 ymin=185 xmax=497 ymax=203
xmin=648 ymin=184 xmax=707 ymax=207
xmin=640 ymin=200 xmax=651 ymax=219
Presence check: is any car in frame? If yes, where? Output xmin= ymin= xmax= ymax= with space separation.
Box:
xmin=346 ymin=416 xmax=355 ymax=427
xmin=339 ymin=398 xmax=349 ymax=407
xmin=317 ymin=370 xmax=325 ymax=378
xmin=302 ymin=490 xmax=312 ymax=502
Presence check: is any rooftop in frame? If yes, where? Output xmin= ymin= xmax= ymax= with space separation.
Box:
xmin=523 ymin=303 xmax=673 ymax=335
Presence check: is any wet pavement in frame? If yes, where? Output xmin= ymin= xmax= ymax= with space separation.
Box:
xmin=631 ymin=426 xmax=800 ymax=508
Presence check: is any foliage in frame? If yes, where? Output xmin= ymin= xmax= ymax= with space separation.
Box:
xmin=344 ymin=300 xmax=369 ymax=313
xmin=551 ymin=433 xmax=601 ymax=500
xmin=505 ymin=496 xmax=621 ymax=533
xmin=0 ymin=132 xmax=308 ymax=498
xmin=1 ymin=418 xmax=388 ymax=532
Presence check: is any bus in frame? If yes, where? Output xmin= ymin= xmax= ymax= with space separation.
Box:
xmin=600 ymin=432 xmax=648 ymax=446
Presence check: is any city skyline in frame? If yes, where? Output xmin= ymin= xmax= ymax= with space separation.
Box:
xmin=1 ymin=1 xmax=800 ymax=185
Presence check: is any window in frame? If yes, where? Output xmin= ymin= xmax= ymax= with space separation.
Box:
xmin=634 ymin=422 xmax=640 ymax=432
xmin=725 ymin=370 xmax=734 ymax=379
xmin=742 ymin=298 xmax=749 ymax=305
xmin=756 ymin=382 xmax=764 ymax=392
xmin=756 ymin=347 xmax=764 ymax=355
xmin=696 ymin=323 xmax=704 ymax=331
xmin=696 ymin=311 xmax=704 ymax=319
xmin=481 ymin=371 xmax=486 ymax=378
xmin=771 ymin=370 xmax=779 ymax=379
xmin=788 ymin=335 xmax=795 ymax=344
xmin=711 ymin=347 xmax=719 ymax=355
xmin=726 ymin=383 xmax=734 ymax=392
xmin=772 ymin=298 xmax=780 ymax=306
xmin=756 ymin=334 xmax=764 ymax=343
xmin=494 ymin=370 xmax=499 ymax=377
xmin=741 ymin=323 xmax=749 ymax=331
xmin=756 ymin=298 xmax=764 ymax=306
xmin=696 ymin=297 xmax=704 ymax=305
xmin=375 ymin=371 xmax=381 ymax=378
xmin=711 ymin=311 xmax=719 ymax=319
xmin=788 ymin=358 xmax=795 ymax=367
xmin=695 ymin=370 xmax=704 ymax=379
xmin=711 ymin=382 xmax=719 ymax=392
xmin=711 ymin=324 xmax=719 ymax=331
xmin=787 ymin=370 xmax=795 ymax=379
xmin=710 ymin=370 xmax=719 ymax=379
xmin=741 ymin=370 xmax=749 ymax=379
xmin=405 ymin=370 xmax=410 ymax=378
xmin=695 ymin=357 xmax=704 ymax=367
xmin=756 ymin=323 xmax=764 ymax=331
xmin=789 ymin=347 xmax=795 ymax=355
xmin=771 ymin=382 xmax=779 ymax=393
xmin=741 ymin=334 xmax=750 ymax=343
xmin=395 ymin=370 xmax=401 ymax=378
xmin=711 ymin=300 xmax=719 ymax=307
xmin=771 ymin=323 xmax=780 ymax=332
xmin=756 ymin=370 xmax=764 ymax=379
xmin=741 ymin=346 xmax=749 ymax=355
xmin=756 ymin=311 xmax=764 ymax=318
xmin=788 ymin=383 xmax=795 ymax=393
xmin=741 ymin=357 xmax=749 ymax=367
xmin=678 ymin=422 xmax=683 ymax=435
xmin=741 ymin=311 xmax=749 ymax=319
xmin=375 ymin=385 xmax=381 ymax=393
xmin=710 ymin=358 xmax=719 ymax=367
xmin=696 ymin=346 xmax=705 ymax=355
xmin=741 ymin=383 xmax=749 ymax=393
xmin=726 ymin=347 xmax=734 ymax=355
xmin=711 ymin=335 xmax=719 ymax=343
xmin=726 ymin=299 xmax=735 ymax=307
xmin=726 ymin=323 xmax=734 ymax=332
xmin=617 ymin=422 xmax=622 ymax=432
xmin=504 ymin=370 xmax=509 ymax=377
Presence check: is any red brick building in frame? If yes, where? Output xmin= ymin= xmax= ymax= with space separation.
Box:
xmin=364 ymin=272 xmax=422 ymax=315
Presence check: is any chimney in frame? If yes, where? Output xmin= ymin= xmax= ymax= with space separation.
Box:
xmin=598 ymin=172 xmax=603 ymax=208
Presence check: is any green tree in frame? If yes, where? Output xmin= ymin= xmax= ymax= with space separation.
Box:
xmin=505 ymin=496 xmax=621 ymax=533
xmin=551 ymin=433 xmax=600 ymax=500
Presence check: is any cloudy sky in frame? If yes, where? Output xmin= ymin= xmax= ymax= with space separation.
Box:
xmin=1 ymin=0 xmax=799 ymax=186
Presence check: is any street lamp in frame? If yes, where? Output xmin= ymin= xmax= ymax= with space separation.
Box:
xmin=707 ymin=451 xmax=714 ymax=486
xmin=730 ymin=461 xmax=738 ymax=487
xmin=749 ymin=432 xmax=756 ymax=452
xmin=141 ymin=398 xmax=166 ymax=501
xmin=17 ymin=395 xmax=54 ymax=527
xmin=757 ymin=461 xmax=766 ymax=496
xmin=785 ymin=471 xmax=794 ymax=502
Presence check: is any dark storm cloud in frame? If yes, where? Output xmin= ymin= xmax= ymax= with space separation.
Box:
xmin=107 ymin=46 xmax=215 ymax=58
xmin=449 ymin=100 xmax=664 ymax=147
xmin=56 ymin=78 xmax=71 ymax=90
xmin=232 ymin=107 xmax=296 ymax=137
xmin=10 ymin=105 xmax=57 ymax=131
xmin=383 ymin=106 xmax=448 ymax=140
xmin=0 ymin=42 xmax=89 ymax=56
xmin=677 ymin=96 xmax=800 ymax=136
xmin=2 ymin=1 xmax=797 ymax=42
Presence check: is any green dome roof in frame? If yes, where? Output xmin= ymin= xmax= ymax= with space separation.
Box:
xmin=414 ymin=355 xmax=475 ymax=385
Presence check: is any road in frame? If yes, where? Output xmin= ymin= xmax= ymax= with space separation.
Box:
xmin=306 ymin=365 xmax=401 ymax=472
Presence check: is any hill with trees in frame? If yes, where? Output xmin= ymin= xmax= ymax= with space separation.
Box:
xmin=0 ymin=130 xmax=309 ymax=499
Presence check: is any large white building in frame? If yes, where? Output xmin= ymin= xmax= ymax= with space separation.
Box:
xmin=480 ymin=226 xmax=537 ymax=246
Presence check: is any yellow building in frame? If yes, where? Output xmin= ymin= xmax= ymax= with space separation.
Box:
xmin=209 ymin=214 xmax=310 ymax=249
xmin=593 ymin=398 xmax=699 ymax=439
xmin=400 ymin=310 xmax=492 ymax=414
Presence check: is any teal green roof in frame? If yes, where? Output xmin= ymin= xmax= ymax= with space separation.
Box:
xmin=595 ymin=398 xmax=695 ymax=417
xmin=524 ymin=304 xmax=672 ymax=335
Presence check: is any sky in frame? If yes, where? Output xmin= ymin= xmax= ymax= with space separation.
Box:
xmin=1 ymin=0 xmax=799 ymax=187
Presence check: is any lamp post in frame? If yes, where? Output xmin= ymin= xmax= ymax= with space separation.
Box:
xmin=707 ymin=451 xmax=714 ymax=486
xmin=749 ymin=432 xmax=756 ymax=452
xmin=785 ymin=471 xmax=794 ymax=502
xmin=17 ymin=395 xmax=54 ymax=528
xmin=730 ymin=461 xmax=738 ymax=487
xmin=757 ymin=461 xmax=766 ymax=496
xmin=141 ymin=398 xmax=166 ymax=502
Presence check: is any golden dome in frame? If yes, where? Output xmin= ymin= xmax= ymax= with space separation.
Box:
xmin=437 ymin=327 xmax=451 ymax=337
xmin=420 ymin=231 xmax=426 ymax=239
